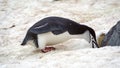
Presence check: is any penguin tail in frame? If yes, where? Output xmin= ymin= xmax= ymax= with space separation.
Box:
xmin=21 ymin=41 xmax=26 ymax=45
xmin=21 ymin=36 xmax=28 ymax=46
xmin=21 ymin=32 xmax=32 ymax=46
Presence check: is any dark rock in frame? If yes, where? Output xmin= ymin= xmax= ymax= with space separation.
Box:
xmin=10 ymin=25 xmax=15 ymax=28
xmin=101 ymin=21 xmax=120 ymax=47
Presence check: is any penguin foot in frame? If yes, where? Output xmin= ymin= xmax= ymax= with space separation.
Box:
xmin=41 ymin=47 xmax=56 ymax=53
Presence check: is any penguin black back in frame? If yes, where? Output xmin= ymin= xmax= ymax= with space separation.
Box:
xmin=21 ymin=16 xmax=99 ymax=48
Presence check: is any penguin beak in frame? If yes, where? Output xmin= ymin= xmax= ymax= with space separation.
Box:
xmin=92 ymin=41 xmax=99 ymax=48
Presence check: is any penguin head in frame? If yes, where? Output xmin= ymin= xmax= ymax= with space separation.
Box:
xmin=85 ymin=26 xmax=99 ymax=48
xmin=91 ymin=37 xmax=99 ymax=48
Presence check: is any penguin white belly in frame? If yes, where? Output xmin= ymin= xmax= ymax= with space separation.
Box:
xmin=37 ymin=31 xmax=90 ymax=49
xmin=46 ymin=32 xmax=72 ymax=44
xmin=38 ymin=32 xmax=72 ymax=45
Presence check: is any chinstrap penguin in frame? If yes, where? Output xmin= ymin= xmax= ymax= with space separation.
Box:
xmin=21 ymin=16 xmax=99 ymax=53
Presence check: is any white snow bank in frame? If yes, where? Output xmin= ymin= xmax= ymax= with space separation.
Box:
xmin=0 ymin=46 xmax=120 ymax=68
xmin=0 ymin=0 xmax=120 ymax=68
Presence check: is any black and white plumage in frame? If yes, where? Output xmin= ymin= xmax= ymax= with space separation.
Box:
xmin=21 ymin=16 xmax=99 ymax=52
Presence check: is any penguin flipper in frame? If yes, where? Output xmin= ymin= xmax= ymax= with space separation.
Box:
xmin=51 ymin=25 xmax=67 ymax=35
xmin=29 ymin=23 xmax=50 ymax=34
xmin=30 ymin=23 xmax=67 ymax=35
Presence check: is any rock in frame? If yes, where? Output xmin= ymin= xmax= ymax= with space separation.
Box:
xmin=98 ymin=33 xmax=105 ymax=47
xmin=101 ymin=21 xmax=120 ymax=47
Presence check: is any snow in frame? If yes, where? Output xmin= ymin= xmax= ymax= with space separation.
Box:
xmin=0 ymin=0 xmax=120 ymax=68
